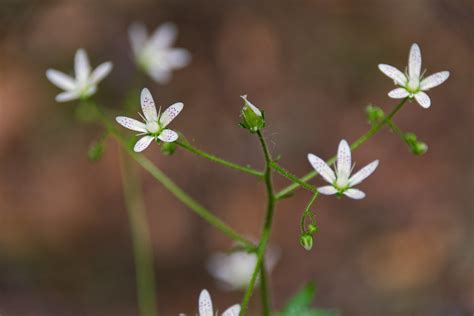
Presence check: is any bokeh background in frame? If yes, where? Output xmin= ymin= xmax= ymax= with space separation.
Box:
xmin=0 ymin=0 xmax=473 ymax=315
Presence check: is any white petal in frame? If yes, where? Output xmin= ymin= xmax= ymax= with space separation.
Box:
xmin=75 ymin=48 xmax=90 ymax=83
xmin=388 ymin=88 xmax=410 ymax=99
xmin=222 ymin=305 xmax=241 ymax=316
xmin=198 ymin=289 xmax=213 ymax=316
xmin=134 ymin=135 xmax=155 ymax=152
xmin=414 ymin=91 xmax=431 ymax=108
xmin=349 ymin=160 xmax=379 ymax=186
xmin=317 ymin=185 xmax=338 ymax=195
xmin=307 ymin=154 xmax=336 ymax=184
xmin=46 ymin=69 xmax=76 ymax=90
xmin=337 ymin=139 xmax=351 ymax=178
xmin=149 ymin=22 xmax=177 ymax=49
xmin=148 ymin=68 xmax=171 ymax=84
xmin=128 ymin=22 xmax=148 ymax=56
xmin=343 ymin=188 xmax=366 ymax=199
xmin=378 ymin=64 xmax=407 ymax=86
xmin=408 ymin=43 xmax=422 ymax=79
xmin=115 ymin=116 xmax=147 ymax=132
xmin=55 ymin=90 xmax=80 ymax=102
xmin=166 ymin=49 xmax=191 ymax=68
xmin=140 ymin=88 xmax=158 ymax=122
xmin=159 ymin=102 xmax=183 ymax=127
xmin=157 ymin=129 xmax=178 ymax=142
xmin=420 ymin=71 xmax=450 ymax=90
xmin=90 ymin=62 xmax=113 ymax=85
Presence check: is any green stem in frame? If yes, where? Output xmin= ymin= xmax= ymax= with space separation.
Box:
xmin=300 ymin=192 xmax=318 ymax=233
xmin=240 ymin=130 xmax=275 ymax=316
xmin=269 ymin=162 xmax=318 ymax=196
xmin=119 ymin=152 xmax=158 ymax=316
xmin=259 ymin=260 xmax=270 ymax=316
xmin=275 ymin=98 xmax=408 ymax=199
xmin=175 ymin=139 xmax=263 ymax=178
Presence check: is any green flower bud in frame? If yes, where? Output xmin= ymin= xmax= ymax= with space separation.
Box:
xmin=88 ymin=141 xmax=104 ymax=161
xmin=239 ymin=95 xmax=265 ymax=133
xmin=299 ymin=234 xmax=313 ymax=251
xmin=366 ymin=105 xmax=385 ymax=126
xmin=307 ymin=223 xmax=317 ymax=234
xmin=161 ymin=141 xmax=177 ymax=155
xmin=411 ymin=141 xmax=428 ymax=155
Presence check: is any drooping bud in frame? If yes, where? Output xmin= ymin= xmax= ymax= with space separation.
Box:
xmin=404 ymin=132 xmax=428 ymax=156
xmin=239 ymin=95 xmax=265 ymax=133
xmin=307 ymin=223 xmax=318 ymax=234
xmin=299 ymin=234 xmax=313 ymax=251
xmin=161 ymin=141 xmax=177 ymax=155
xmin=366 ymin=105 xmax=385 ymax=126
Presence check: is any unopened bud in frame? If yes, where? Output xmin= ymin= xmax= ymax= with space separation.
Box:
xmin=239 ymin=95 xmax=265 ymax=133
xmin=307 ymin=223 xmax=317 ymax=234
xmin=299 ymin=234 xmax=313 ymax=251
xmin=366 ymin=105 xmax=385 ymax=125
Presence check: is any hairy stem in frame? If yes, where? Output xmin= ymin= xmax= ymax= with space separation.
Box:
xmin=269 ymin=162 xmax=318 ymax=196
xmin=240 ymin=131 xmax=275 ymax=316
xmin=300 ymin=192 xmax=319 ymax=233
xmin=175 ymin=139 xmax=263 ymax=178
xmin=120 ymin=152 xmax=158 ymax=316
xmin=275 ymin=98 xmax=408 ymax=199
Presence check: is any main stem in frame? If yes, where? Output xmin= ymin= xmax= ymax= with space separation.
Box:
xmin=275 ymin=98 xmax=408 ymax=199
xmin=120 ymin=152 xmax=158 ymax=316
xmin=175 ymin=139 xmax=263 ymax=178
xmin=240 ymin=131 xmax=275 ymax=316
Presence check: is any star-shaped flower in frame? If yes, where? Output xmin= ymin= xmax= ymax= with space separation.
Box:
xmin=197 ymin=289 xmax=240 ymax=316
xmin=116 ymin=88 xmax=183 ymax=152
xmin=307 ymin=140 xmax=379 ymax=199
xmin=378 ymin=43 xmax=450 ymax=108
xmin=128 ymin=22 xmax=191 ymax=84
xmin=46 ymin=48 xmax=113 ymax=102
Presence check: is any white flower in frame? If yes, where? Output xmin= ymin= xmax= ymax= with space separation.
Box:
xmin=197 ymin=289 xmax=240 ymax=316
xmin=207 ymin=249 xmax=279 ymax=291
xmin=128 ymin=22 xmax=191 ymax=84
xmin=378 ymin=43 xmax=449 ymax=108
xmin=307 ymin=140 xmax=379 ymax=200
xmin=116 ymin=88 xmax=183 ymax=152
xmin=46 ymin=48 xmax=113 ymax=102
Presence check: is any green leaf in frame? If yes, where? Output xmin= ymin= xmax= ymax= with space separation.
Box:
xmin=282 ymin=282 xmax=316 ymax=315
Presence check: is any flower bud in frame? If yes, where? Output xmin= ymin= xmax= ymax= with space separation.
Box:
xmin=299 ymin=234 xmax=313 ymax=251
xmin=366 ymin=105 xmax=385 ymax=126
xmin=411 ymin=141 xmax=428 ymax=155
xmin=307 ymin=223 xmax=317 ymax=234
xmin=161 ymin=141 xmax=177 ymax=155
xmin=239 ymin=95 xmax=265 ymax=133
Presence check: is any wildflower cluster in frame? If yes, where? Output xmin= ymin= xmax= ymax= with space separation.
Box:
xmin=45 ymin=19 xmax=450 ymax=316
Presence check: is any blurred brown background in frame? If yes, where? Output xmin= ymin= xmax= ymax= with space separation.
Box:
xmin=0 ymin=0 xmax=473 ymax=315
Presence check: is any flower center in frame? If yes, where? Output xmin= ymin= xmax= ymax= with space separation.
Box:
xmin=335 ymin=174 xmax=349 ymax=189
xmin=146 ymin=121 xmax=160 ymax=134
xmin=406 ymin=76 xmax=420 ymax=92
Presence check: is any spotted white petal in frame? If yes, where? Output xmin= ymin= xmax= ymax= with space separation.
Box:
xmin=308 ymin=154 xmax=336 ymax=184
xmin=55 ymin=90 xmax=80 ymax=102
xmin=414 ymin=91 xmax=431 ymax=108
xmin=349 ymin=160 xmax=379 ymax=186
xmin=408 ymin=43 xmax=422 ymax=79
xmin=388 ymin=88 xmax=410 ymax=99
xmin=317 ymin=185 xmax=338 ymax=195
xmin=159 ymin=102 xmax=183 ymax=127
xmin=198 ymin=290 xmax=213 ymax=316
xmin=378 ymin=64 xmax=407 ymax=86
xmin=343 ymin=188 xmax=366 ymax=199
xmin=157 ymin=129 xmax=178 ymax=142
xmin=128 ymin=22 xmax=148 ymax=56
xmin=337 ymin=139 xmax=351 ymax=178
xmin=222 ymin=305 xmax=241 ymax=316
xmin=90 ymin=62 xmax=113 ymax=85
xmin=140 ymin=88 xmax=158 ymax=122
xmin=166 ymin=49 xmax=191 ymax=68
xmin=116 ymin=116 xmax=147 ymax=133
xmin=75 ymin=48 xmax=90 ymax=83
xmin=134 ymin=135 xmax=155 ymax=152
xmin=149 ymin=22 xmax=177 ymax=49
xmin=46 ymin=69 xmax=76 ymax=91
xmin=420 ymin=71 xmax=450 ymax=90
